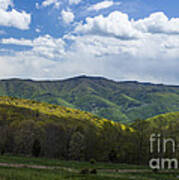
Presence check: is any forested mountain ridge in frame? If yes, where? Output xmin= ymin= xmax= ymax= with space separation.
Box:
xmin=0 ymin=76 xmax=179 ymax=122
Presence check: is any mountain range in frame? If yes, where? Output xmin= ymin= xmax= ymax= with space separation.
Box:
xmin=0 ymin=75 xmax=179 ymax=122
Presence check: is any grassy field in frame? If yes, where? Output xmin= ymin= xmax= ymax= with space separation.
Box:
xmin=0 ymin=155 xmax=147 ymax=170
xmin=0 ymin=155 xmax=179 ymax=180
xmin=0 ymin=166 xmax=178 ymax=180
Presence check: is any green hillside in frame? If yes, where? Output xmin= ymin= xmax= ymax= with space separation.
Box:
xmin=0 ymin=96 xmax=133 ymax=162
xmin=130 ymin=111 xmax=179 ymax=165
xmin=146 ymin=111 xmax=179 ymax=131
xmin=133 ymin=111 xmax=179 ymax=136
xmin=0 ymin=96 xmax=179 ymax=165
xmin=147 ymin=111 xmax=179 ymax=123
xmin=0 ymin=76 xmax=179 ymax=122
xmin=0 ymin=96 xmax=130 ymax=131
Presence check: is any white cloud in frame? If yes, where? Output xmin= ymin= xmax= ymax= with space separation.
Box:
xmin=88 ymin=1 xmax=120 ymax=11
xmin=35 ymin=3 xmax=40 ymax=9
xmin=1 ymin=35 xmax=66 ymax=60
xmin=75 ymin=11 xmax=141 ymax=40
xmin=42 ymin=0 xmax=60 ymax=8
xmin=0 ymin=0 xmax=31 ymax=30
xmin=61 ymin=10 xmax=75 ymax=24
xmin=32 ymin=35 xmax=66 ymax=59
xmin=134 ymin=12 xmax=179 ymax=35
xmin=0 ymin=9 xmax=31 ymax=30
xmin=35 ymin=28 xmax=41 ymax=33
xmin=1 ymin=38 xmax=33 ymax=46
xmin=65 ymin=34 xmax=179 ymax=60
xmin=0 ymin=0 xmax=13 ymax=10
xmin=75 ymin=11 xmax=179 ymax=40
xmin=69 ymin=0 xmax=82 ymax=5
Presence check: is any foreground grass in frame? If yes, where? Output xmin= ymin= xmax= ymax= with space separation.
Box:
xmin=0 ymin=167 xmax=110 ymax=180
xmin=0 ymin=155 xmax=148 ymax=170
xmin=0 ymin=167 xmax=178 ymax=180
xmin=0 ymin=155 xmax=179 ymax=180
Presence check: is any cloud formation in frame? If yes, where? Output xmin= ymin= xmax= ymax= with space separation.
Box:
xmin=61 ymin=10 xmax=75 ymax=24
xmin=75 ymin=11 xmax=179 ymax=39
xmin=75 ymin=11 xmax=141 ymax=40
xmin=88 ymin=1 xmax=120 ymax=11
xmin=0 ymin=0 xmax=13 ymax=10
xmin=1 ymin=9 xmax=179 ymax=84
xmin=0 ymin=0 xmax=31 ymax=30
xmin=42 ymin=0 xmax=60 ymax=8
xmin=69 ymin=0 xmax=82 ymax=5
xmin=134 ymin=12 xmax=179 ymax=35
xmin=1 ymin=35 xmax=66 ymax=59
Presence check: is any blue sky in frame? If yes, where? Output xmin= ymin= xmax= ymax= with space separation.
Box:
xmin=0 ymin=0 xmax=179 ymax=84
xmin=1 ymin=0 xmax=179 ymax=39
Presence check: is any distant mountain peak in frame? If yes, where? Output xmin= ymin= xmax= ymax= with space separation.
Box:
xmin=64 ymin=75 xmax=107 ymax=81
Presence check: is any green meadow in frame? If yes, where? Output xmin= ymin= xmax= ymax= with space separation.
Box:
xmin=0 ymin=155 xmax=178 ymax=180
